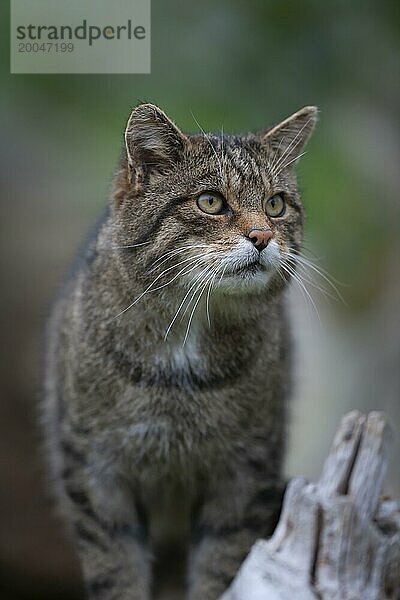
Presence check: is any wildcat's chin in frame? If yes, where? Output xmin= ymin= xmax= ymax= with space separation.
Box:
xmin=214 ymin=265 xmax=277 ymax=295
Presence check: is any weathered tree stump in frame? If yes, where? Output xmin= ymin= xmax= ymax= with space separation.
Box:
xmin=221 ymin=411 xmax=400 ymax=600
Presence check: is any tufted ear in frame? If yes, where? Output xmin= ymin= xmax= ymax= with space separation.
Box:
xmin=261 ymin=106 xmax=318 ymax=169
xmin=124 ymin=103 xmax=187 ymax=176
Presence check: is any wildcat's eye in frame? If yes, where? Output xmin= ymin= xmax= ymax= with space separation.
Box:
xmin=196 ymin=192 xmax=225 ymax=215
xmin=264 ymin=194 xmax=285 ymax=218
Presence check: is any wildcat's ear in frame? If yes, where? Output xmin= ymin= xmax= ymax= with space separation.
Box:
xmin=261 ymin=106 xmax=318 ymax=168
xmin=124 ymin=103 xmax=187 ymax=175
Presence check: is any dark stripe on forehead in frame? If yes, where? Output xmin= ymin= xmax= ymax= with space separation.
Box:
xmin=224 ymin=145 xmax=246 ymax=197
xmin=236 ymin=143 xmax=261 ymax=179
xmin=225 ymin=144 xmax=265 ymax=203
xmin=243 ymin=140 xmax=276 ymax=188
xmin=225 ymin=144 xmax=244 ymax=175
xmin=247 ymin=153 xmax=264 ymax=184
xmin=243 ymin=143 xmax=270 ymax=186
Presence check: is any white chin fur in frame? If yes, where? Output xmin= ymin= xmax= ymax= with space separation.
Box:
xmin=216 ymin=269 xmax=272 ymax=294
xmin=215 ymin=238 xmax=281 ymax=295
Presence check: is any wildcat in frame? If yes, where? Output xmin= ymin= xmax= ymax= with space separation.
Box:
xmin=43 ymin=103 xmax=317 ymax=600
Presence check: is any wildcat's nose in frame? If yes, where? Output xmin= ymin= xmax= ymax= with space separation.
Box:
xmin=247 ymin=228 xmax=273 ymax=251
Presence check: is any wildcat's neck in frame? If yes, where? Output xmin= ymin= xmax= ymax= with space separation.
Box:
xmin=109 ymin=285 xmax=283 ymax=372
xmin=113 ymin=284 xmax=281 ymax=344
xmin=81 ymin=252 xmax=286 ymax=394
xmin=87 ymin=244 xmax=284 ymax=375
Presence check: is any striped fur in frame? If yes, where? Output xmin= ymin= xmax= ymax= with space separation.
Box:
xmin=43 ymin=103 xmax=317 ymax=599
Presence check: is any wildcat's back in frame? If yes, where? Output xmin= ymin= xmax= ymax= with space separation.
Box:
xmin=43 ymin=103 xmax=317 ymax=600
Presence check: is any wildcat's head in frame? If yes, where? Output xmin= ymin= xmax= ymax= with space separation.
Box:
xmin=112 ymin=103 xmax=317 ymax=307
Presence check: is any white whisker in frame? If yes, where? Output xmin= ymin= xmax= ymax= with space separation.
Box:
xmin=285 ymin=251 xmax=345 ymax=304
xmin=205 ymin=266 xmax=220 ymax=326
xmin=178 ymin=266 xmax=215 ymax=324
xmin=217 ymin=263 xmax=228 ymax=285
xmin=147 ymin=244 xmax=210 ymax=273
xmin=164 ymin=263 xmax=215 ymax=340
xmin=114 ymin=241 xmax=151 ymax=249
xmin=280 ymin=260 xmax=321 ymax=323
xmin=113 ymin=252 xmax=215 ymax=319
xmin=182 ymin=263 xmax=220 ymax=347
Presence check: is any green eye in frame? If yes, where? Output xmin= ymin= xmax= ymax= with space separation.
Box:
xmin=196 ymin=192 xmax=225 ymax=215
xmin=264 ymin=194 xmax=285 ymax=218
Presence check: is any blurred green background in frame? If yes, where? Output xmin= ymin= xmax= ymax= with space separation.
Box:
xmin=1 ymin=0 xmax=399 ymax=598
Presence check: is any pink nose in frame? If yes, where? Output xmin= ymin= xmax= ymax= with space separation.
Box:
xmin=247 ymin=228 xmax=273 ymax=251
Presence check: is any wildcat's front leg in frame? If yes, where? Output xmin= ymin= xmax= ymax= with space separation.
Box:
xmin=56 ymin=441 xmax=151 ymax=600
xmin=188 ymin=528 xmax=260 ymax=599
xmin=188 ymin=478 xmax=285 ymax=600
xmin=75 ymin=522 xmax=150 ymax=600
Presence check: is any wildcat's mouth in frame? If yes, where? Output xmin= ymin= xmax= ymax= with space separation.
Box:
xmin=214 ymin=238 xmax=281 ymax=285
xmin=217 ymin=260 xmax=276 ymax=291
